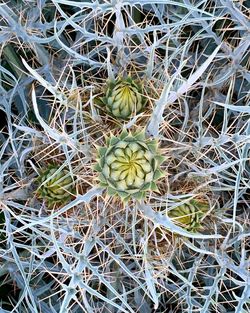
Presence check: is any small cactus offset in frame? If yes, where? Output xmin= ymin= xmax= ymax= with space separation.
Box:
xmin=36 ymin=165 xmax=75 ymax=207
xmin=167 ymin=199 xmax=209 ymax=232
xmin=102 ymin=76 xmax=146 ymax=119
xmin=94 ymin=129 xmax=165 ymax=202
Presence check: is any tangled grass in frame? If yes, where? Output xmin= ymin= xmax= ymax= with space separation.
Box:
xmin=0 ymin=0 xmax=250 ymax=312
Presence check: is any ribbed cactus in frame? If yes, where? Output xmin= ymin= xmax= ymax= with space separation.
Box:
xmin=102 ymin=77 xmax=146 ymax=119
xmin=167 ymin=199 xmax=208 ymax=232
xmin=94 ymin=129 xmax=165 ymax=202
xmin=36 ymin=165 xmax=75 ymax=207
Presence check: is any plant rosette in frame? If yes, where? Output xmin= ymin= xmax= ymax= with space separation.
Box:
xmin=101 ymin=76 xmax=146 ymax=120
xmin=94 ymin=129 xmax=166 ymax=202
xmin=167 ymin=199 xmax=209 ymax=232
xmin=36 ymin=165 xmax=76 ymax=208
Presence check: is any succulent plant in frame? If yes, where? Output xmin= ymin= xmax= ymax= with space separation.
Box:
xmin=36 ymin=165 xmax=75 ymax=207
xmin=167 ymin=199 xmax=209 ymax=232
xmin=102 ymin=76 xmax=146 ymax=119
xmin=94 ymin=129 xmax=165 ymax=202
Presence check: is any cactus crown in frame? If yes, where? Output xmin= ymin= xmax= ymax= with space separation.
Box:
xmin=36 ymin=165 xmax=75 ymax=207
xmin=167 ymin=199 xmax=209 ymax=232
xmin=102 ymin=76 xmax=146 ymax=120
xmin=94 ymin=129 xmax=165 ymax=202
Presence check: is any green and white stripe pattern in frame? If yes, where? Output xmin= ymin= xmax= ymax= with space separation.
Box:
xmin=94 ymin=129 xmax=165 ymax=202
xmin=168 ymin=199 xmax=208 ymax=232
xmin=103 ymin=77 xmax=145 ymax=119
xmin=36 ymin=165 xmax=75 ymax=207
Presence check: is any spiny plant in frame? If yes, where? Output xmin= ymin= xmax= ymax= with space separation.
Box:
xmin=167 ymin=199 xmax=209 ymax=232
xmin=0 ymin=0 xmax=250 ymax=312
xmin=36 ymin=165 xmax=76 ymax=208
xmin=101 ymin=76 xmax=146 ymax=119
xmin=94 ymin=129 xmax=165 ymax=202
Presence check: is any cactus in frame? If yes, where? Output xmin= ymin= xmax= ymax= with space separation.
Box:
xmin=94 ymin=129 xmax=165 ymax=202
xmin=167 ymin=199 xmax=209 ymax=232
xmin=36 ymin=165 xmax=75 ymax=207
xmin=102 ymin=76 xmax=146 ymax=119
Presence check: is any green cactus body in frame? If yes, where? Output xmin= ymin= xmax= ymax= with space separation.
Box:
xmin=102 ymin=77 xmax=146 ymax=119
xmin=167 ymin=199 xmax=208 ymax=232
xmin=94 ymin=129 xmax=165 ymax=202
xmin=36 ymin=165 xmax=75 ymax=207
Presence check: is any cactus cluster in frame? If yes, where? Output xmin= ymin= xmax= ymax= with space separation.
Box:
xmin=36 ymin=165 xmax=75 ymax=207
xmin=94 ymin=129 xmax=165 ymax=202
xmin=102 ymin=77 xmax=146 ymax=120
xmin=168 ymin=199 xmax=208 ymax=232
